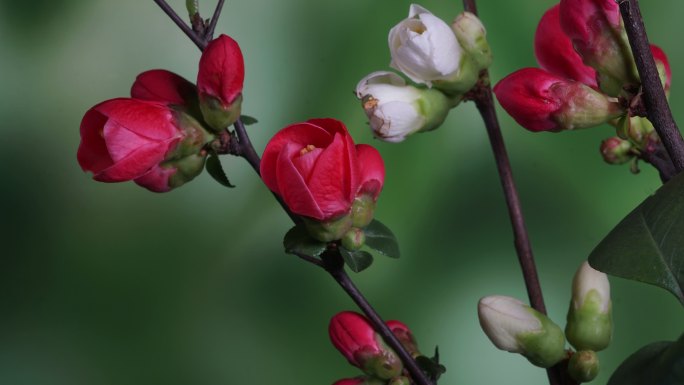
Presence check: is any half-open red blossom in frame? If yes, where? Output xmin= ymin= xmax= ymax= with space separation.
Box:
xmin=261 ymin=118 xmax=375 ymax=220
xmin=535 ymin=4 xmax=597 ymax=88
xmin=77 ymin=98 xmax=183 ymax=191
xmin=197 ymin=34 xmax=245 ymax=106
xmin=131 ymin=69 xmax=197 ymax=106
xmin=651 ymin=45 xmax=672 ymax=92
xmin=559 ymin=0 xmax=620 ymax=46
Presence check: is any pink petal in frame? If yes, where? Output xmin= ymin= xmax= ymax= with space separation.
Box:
xmin=94 ymin=98 xmax=180 ymax=141
xmin=275 ymin=143 xmax=324 ymax=219
xmin=131 ymin=69 xmax=197 ymax=106
xmin=307 ymin=133 xmax=354 ymax=219
xmin=134 ymin=164 xmax=176 ymax=192
xmin=355 ymin=144 xmax=385 ymax=200
xmin=77 ymin=107 xmax=114 ymax=175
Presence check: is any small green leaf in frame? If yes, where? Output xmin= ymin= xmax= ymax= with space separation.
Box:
xmin=608 ymin=334 xmax=684 ymax=385
xmin=206 ymin=153 xmax=235 ymax=188
xmin=339 ymin=248 xmax=373 ymax=273
xmin=589 ymin=172 xmax=684 ymax=306
xmin=363 ymin=219 xmax=400 ymax=258
xmin=283 ymin=225 xmax=327 ymax=257
xmin=416 ymin=354 xmax=447 ymax=381
xmin=240 ymin=115 xmax=259 ymax=125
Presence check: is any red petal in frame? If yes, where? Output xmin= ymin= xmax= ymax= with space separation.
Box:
xmin=94 ymin=138 xmax=177 ymax=182
xmin=307 ymin=133 xmax=354 ymax=219
xmin=328 ymin=311 xmax=378 ymax=367
xmin=131 ymin=69 xmax=196 ymax=106
xmin=134 ymin=165 xmax=176 ymax=192
xmin=77 ymin=107 xmax=114 ymax=175
xmin=355 ymin=144 xmax=385 ymax=200
xmin=94 ymin=98 xmax=180 ymax=140
xmin=260 ymin=122 xmax=333 ymax=195
xmin=535 ymin=5 xmax=598 ymax=88
xmin=275 ymin=143 xmax=324 ymax=219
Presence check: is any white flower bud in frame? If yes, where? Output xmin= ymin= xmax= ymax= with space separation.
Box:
xmin=451 ymin=12 xmax=492 ymax=70
xmin=478 ymin=295 xmax=566 ymax=368
xmin=356 ymin=71 xmax=450 ymax=143
xmin=388 ymin=4 xmax=462 ymax=87
xmin=566 ymin=261 xmax=612 ymax=351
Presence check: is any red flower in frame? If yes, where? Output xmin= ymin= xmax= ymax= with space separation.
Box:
xmin=260 ymin=118 xmax=384 ymax=221
xmin=493 ymin=68 xmax=620 ymax=132
xmin=197 ymin=34 xmax=244 ymax=107
xmin=534 ymin=4 xmax=597 ymax=88
xmin=131 ymin=69 xmax=197 ymax=106
xmin=77 ymin=98 xmax=208 ymax=192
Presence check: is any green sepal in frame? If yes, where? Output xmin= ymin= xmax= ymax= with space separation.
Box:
xmin=283 ymin=225 xmax=327 ymax=258
xmin=607 ymin=334 xmax=684 ymax=385
xmin=240 ymin=115 xmax=259 ymax=125
xmin=566 ymin=290 xmax=612 ymax=352
xmin=205 ymin=152 xmax=234 ymax=188
xmin=415 ymin=347 xmax=446 ymax=382
xmin=363 ymin=220 xmax=400 ymax=258
xmin=517 ymin=308 xmax=567 ymax=368
xmin=589 ymin=172 xmax=684 ymax=306
xmin=339 ymin=247 xmax=373 ymax=273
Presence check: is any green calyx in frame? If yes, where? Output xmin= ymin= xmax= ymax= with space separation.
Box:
xmin=415 ymin=88 xmax=452 ymax=133
xmin=356 ymin=336 xmax=403 ymax=380
xmin=351 ymin=195 xmax=376 ymax=228
xmin=432 ymin=54 xmax=481 ymax=98
xmin=451 ymin=12 xmax=492 ymax=71
xmin=341 ymin=228 xmax=366 ymax=251
xmin=166 ymin=153 xmax=207 ymax=189
xmin=170 ymin=111 xmax=214 ymax=159
xmin=199 ymin=93 xmax=243 ymax=132
xmin=566 ymin=290 xmax=612 ymax=352
xmin=517 ymin=308 xmax=567 ymax=368
xmin=302 ymin=214 xmax=353 ymax=243
xmin=387 ymin=376 xmax=411 ymax=385
xmin=568 ymin=350 xmax=600 ymax=383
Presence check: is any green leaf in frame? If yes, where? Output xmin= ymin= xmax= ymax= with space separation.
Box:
xmin=283 ymin=226 xmax=327 ymax=257
xmin=339 ymin=248 xmax=373 ymax=273
xmin=608 ymin=334 xmax=684 ymax=385
xmin=589 ymin=172 xmax=684 ymax=306
xmin=240 ymin=115 xmax=258 ymax=125
xmin=416 ymin=353 xmax=447 ymax=381
xmin=205 ymin=153 xmax=235 ymax=188
xmin=363 ymin=220 xmax=400 ymax=258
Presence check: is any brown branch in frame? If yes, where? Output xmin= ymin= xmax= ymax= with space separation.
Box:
xmin=205 ymin=0 xmax=225 ymax=40
xmin=153 ymin=0 xmax=207 ymax=50
xmin=619 ymin=0 xmax=684 ymax=173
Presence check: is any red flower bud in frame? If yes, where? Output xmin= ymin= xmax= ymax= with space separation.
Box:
xmin=77 ymin=98 xmax=210 ymax=192
xmin=534 ymin=4 xmax=597 ymax=88
xmin=328 ymin=311 xmax=402 ymax=379
xmin=387 ymin=320 xmax=420 ymax=357
xmin=197 ymin=34 xmax=245 ymax=130
xmin=494 ymin=68 xmax=622 ymax=132
xmin=260 ymin=118 xmax=385 ymax=221
xmin=131 ymin=69 xmax=197 ymax=106
xmin=559 ymin=0 xmax=636 ymax=95
xmin=651 ymin=45 xmax=672 ymax=93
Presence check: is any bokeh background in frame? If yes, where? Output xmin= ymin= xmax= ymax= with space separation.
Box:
xmin=1 ymin=0 xmax=683 ymax=384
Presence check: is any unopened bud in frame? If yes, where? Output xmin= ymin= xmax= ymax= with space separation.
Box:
xmin=387 ymin=320 xmax=421 ymax=357
xmin=329 ymin=311 xmax=403 ymax=380
xmin=342 ymin=228 xmax=366 ymax=251
xmin=451 ymin=12 xmax=492 ymax=70
xmin=494 ymin=68 xmax=623 ymax=132
xmin=566 ymin=262 xmax=612 ymax=352
xmin=600 ymin=137 xmax=633 ymax=165
xmin=651 ymin=45 xmax=672 ymax=96
xmin=356 ymin=71 xmax=451 ymax=143
xmin=568 ymin=350 xmax=600 ymax=383
xmin=478 ymin=295 xmax=566 ymax=368
xmin=351 ymin=195 xmax=376 ymax=229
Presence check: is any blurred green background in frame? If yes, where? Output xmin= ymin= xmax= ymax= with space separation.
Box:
xmin=1 ymin=0 xmax=682 ymax=384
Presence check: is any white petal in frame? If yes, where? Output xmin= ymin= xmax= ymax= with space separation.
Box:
xmin=572 ymin=261 xmax=611 ymax=313
xmin=478 ymin=296 xmax=541 ymax=352
xmin=408 ymin=3 xmax=431 ymax=18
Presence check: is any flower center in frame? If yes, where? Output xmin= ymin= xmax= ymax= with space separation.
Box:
xmin=300 ymin=144 xmax=317 ymax=155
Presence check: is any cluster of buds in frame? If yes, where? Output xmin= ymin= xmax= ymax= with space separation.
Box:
xmin=493 ymin=1 xmax=672 ymax=170
xmin=77 ymin=35 xmax=244 ymax=192
xmin=356 ymin=4 xmax=492 ymax=142
xmin=478 ymin=261 xmax=611 ymax=382
xmin=329 ymin=312 xmax=421 ymax=385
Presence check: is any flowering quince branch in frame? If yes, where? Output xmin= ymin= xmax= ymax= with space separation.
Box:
xmin=461 ymin=2 xmax=576 ymax=385
xmin=617 ymin=0 xmax=684 ymax=173
xmin=147 ymin=4 xmax=435 ymax=385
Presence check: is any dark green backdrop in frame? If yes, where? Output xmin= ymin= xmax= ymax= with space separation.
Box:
xmin=1 ymin=0 xmax=682 ymax=384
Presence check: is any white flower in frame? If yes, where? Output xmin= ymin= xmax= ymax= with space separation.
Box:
xmin=388 ymin=4 xmax=462 ymax=86
xmin=356 ymin=71 xmax=450 ymax=143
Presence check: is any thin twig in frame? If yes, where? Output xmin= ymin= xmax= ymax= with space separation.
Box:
xmin=205 ymin=0 xmax=226 ymax=40
xmin=619 ymin=0 xmax=684 ymax=173
xmin=153 ymin=0 xmax=207 ymax=50
xmin=322 ymin=250 xmax=434 ymax=385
